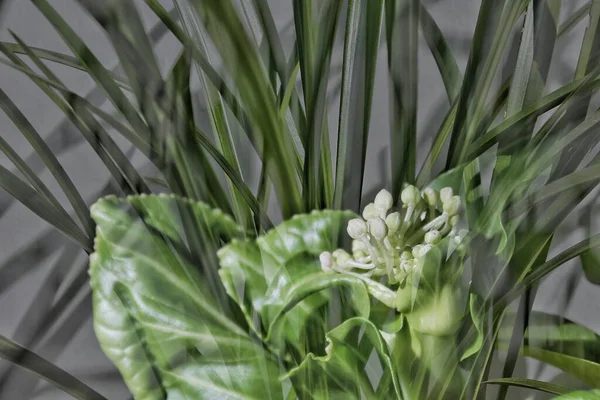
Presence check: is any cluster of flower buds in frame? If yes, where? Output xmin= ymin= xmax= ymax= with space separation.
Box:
xmin=320 ymin=186 xmax=466 ymax=285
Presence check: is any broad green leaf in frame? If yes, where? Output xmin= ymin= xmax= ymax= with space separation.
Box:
xmin=484 ymin=377 xmax=572 ymax=396
xmin=581 ymin=248 xmax=600 ymax=284
xmin=0 ymin=334 xmax=106 ymax=400
xmin=522 ymin=346 xmax=600 ymax=388
xmin=90 ymin=194 xmax=284 ymax=399
xmin=218 ymin=211 xmax=362 ymax=352
xmin=554 ymin=389 xmax=600 ymax=400
xmin=284 ymin=317 xmax=402 ymax=399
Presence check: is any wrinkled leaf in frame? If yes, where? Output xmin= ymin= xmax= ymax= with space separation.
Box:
xmin=90 ymin=194 xmax=283 ymax=399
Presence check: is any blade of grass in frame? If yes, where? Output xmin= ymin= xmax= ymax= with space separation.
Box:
xmin=550 ymin=0 xmax=600 ymax=181
xmin=484 ymin=378 xmax=572 ymax=396
xmin=175 ymin=0 xmax=252 ymax=229
xmin=4 ymin=34 xmax=151 ymax=196
xmin=558 ymin=1 xmax=592 ymax=38
xmin=333 ymin=0 xmax=384 ymax=212
xmin=0 ymin=164 xmax=91 ymax=251
xmin=419 ymin=1 xmax=461 ymax=102
xmin=387 ymin=0 xmax=419 ymax=197
xmin=446 ymin=0 xmax=509 ymax=168
xmin=0 ymin=334 xmax=106 ymax=400
xmin=295 ymin=0 xmax=341 ymax=210
xmin=158 ymin=0 xmax=303 ymax=217
xmin=0 ymin=86 xmax=94 ymax=238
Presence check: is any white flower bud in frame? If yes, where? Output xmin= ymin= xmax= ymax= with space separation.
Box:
xmin=440 ymin=187 xmax=454 ymax=203
xmin=368 ymin=218 xmax=388 ymax=241
xmin=352 ymin=239 xmax=368 ymax=253
xmin=320 ymin=251 xmax=333 ymax=272
xmin=412 ymin=244 xmax=432 ymax=259
xmin=375 ymin=189 xmax=393 ymax=212
xmin=424 ymin=230 xmax=441 ymax=244
xmin=347 ymin=218 xmax=367 ymax=239
xmin=400 ymin=259 xmax=414 ymax=273
xmin=362 ymin=203 xmax=379 ymax=219
xmin=333 ymin=249 xmax=351 ymax=266
xmin=401 ymin=185 xmax=421 ymax=206
xmin=400 ymin=250 xmax=413 ymax=261
xmin=443 ymin=195 xmax=461 ymax=216
xmin=422 ymin=187 xmax=438 ymax=207
xmin=385 ymin=212 xmax=402 ymax=234
xmin=449 ymin=215 xmax=459 ymax=227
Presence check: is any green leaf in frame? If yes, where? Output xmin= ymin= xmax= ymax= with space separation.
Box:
xmin=460 ymin=293 xmax=484 ymax=361
xmin=218 ymin=211 xmax=359 ymax=350
xmin=558 ymin=2 xmax=593 ymax=38
xmin=522 ymin=346 xmax=600 ymax=388
xmin=387 ymin=0 xmax=419 ymax=195
xmin=333 ymin=0 xmax=384 ymax=212
xmin=419 ymin=1 xmax=461 ymax=102
xmin=90 ymin=194 xmax=284 ymax=399
xmin=0 ymin=334 xmax=106 ymax=400
xmin=484 ymin=377 xmax=572 ymax=396
xmin=284 ymin=317 xmax=402 ymax=399
xmin=554 ymin=389 xmax=600 ymax=400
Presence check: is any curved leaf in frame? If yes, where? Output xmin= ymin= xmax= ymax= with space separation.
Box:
xmin=554 ymin=390 xmax=600 ymax=400
xmin=522 ymin=346 xmax=600 ymax=388
xmin=284 ymin=317 xmax=402 ymax=399
xmin=218 ymin=211 xmax=358 ymax=349
xmin=484 ymin=377 xmax=572 ymax=396
xmin=90 ymin=194 xmax=282 ymax=399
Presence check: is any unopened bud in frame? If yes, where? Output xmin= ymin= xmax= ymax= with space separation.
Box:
xmin=320 ymin=251 xmax=333 ymax=272
xmin=352 ymin=240 xmax=368 ymax=253
xmin=333 ymin=249 xmax=351 ymax=266
xmin=400 ymin=250 xmax=413 ymax=261
xmin=412 ymin=244 xmax=432 ymax=258
xmin=347 ymin=218 xmax=367 ymax=239
xmin=440 ymin=187 xmax=454 ymax=203
xmin=443 ymin=195 xmax=461 ymax=215
xmin=385 ymin=212 xmax=402 ymax=234
xmin=449 ymin=215 xmax=459 ymax=227
xmin=375 ymin=189 xmax=393 ymax=212
xmin=401 ymin=185 xmax=420 ymax=206
xmin=422 ymin=187 xmax=438 ymax=207
xmin=362 ymin=203 xmax=379 ymax=219
xmin=368 ymin=218 xmax=388 ymax=241
xmin=424 ymin=230 xmax=442 ymax=244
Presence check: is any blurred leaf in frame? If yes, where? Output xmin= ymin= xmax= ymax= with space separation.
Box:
xmin=90 ymin=194 xmax=285 ymax=398
xmin=558 ymin=2 xmax=593 ymax=38
xmin=554 ymin=389 xmax=600 ymax=399
xmin=284 ymin=317 xmax=401 ymax=399
xmin=188 ymin=0 xmax=303 ymax=217
xmin=0 ymin=164 xmax=91 ymax=251
xmin=419 ymin=1 xmax=461 ymax=102
xmin=0 ymin=334 xmax=106 ymax=400
xmin=387 ymin=0 xmax=419 ymax=196
xmin=333 ymin=0 xmax=384 ymax=212
xmin=484 ymin=377 xmax=572 ymax=396
xmin=522 ymin=346 xmax=600 ymax=388
xmin=218 ymin=210 xmax=356 ymax=353
xmin=175 ymin=0 xmax=252 ymax=229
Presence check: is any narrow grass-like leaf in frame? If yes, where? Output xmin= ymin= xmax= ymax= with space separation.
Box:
xmin=188 ymin=0 xmax=303 ymax=217
xmin=0 ymin=165 xmax=91 ymax=251
xmin=446 ymin=0 xmax=507 ymax=168
xmin=0 ymin=334 xmax=106 ymax=400
xmin=419 ymin=1 xmax=461 ymax=102
xmin=387 ymin=0 xmax=419 ymax=196
xmin=0 ymin=86 xmax=94 ymax=237
xmin=484 ymin=378 xmax=572 ymax=396
xmin=175 ymin=1 xmax=252 ymax=229
xmin=522 ymin=347 xmax=600 ymax=387
xmin=558 ymin=1 xmax=593 ymax=38
xmin=333 ymin=0 xmax=384 ymax=211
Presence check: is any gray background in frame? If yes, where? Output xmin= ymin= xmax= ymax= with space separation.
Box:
xmin=0 ymin=0 xmax=598 ymax=399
